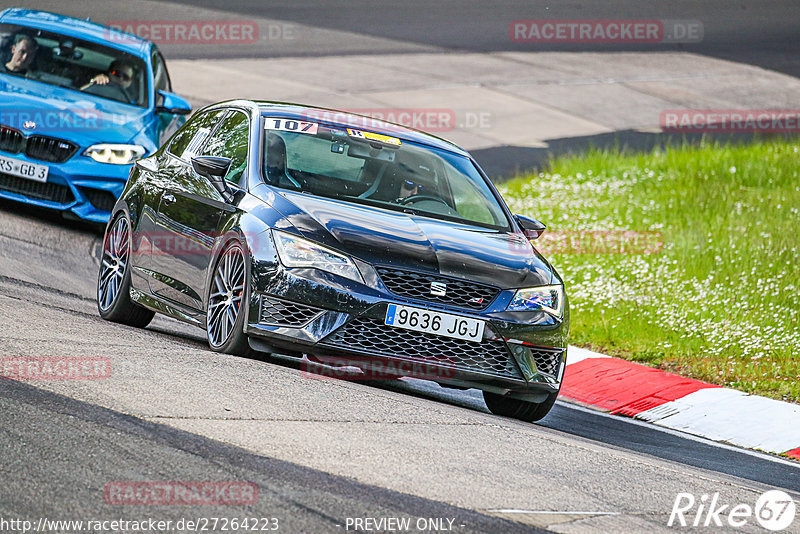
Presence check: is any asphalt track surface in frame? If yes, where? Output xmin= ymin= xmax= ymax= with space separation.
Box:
xmin=0 ymin=377 xmax=538 ymax=533
xmin=156 ymin=0 xmax=800 ymax=77
xmin=3 ymin=1 xmax=800 ymax=532
xmin=16 ymin=1 xmax=800 ymax=77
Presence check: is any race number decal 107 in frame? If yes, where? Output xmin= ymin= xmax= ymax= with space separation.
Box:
xmin=268 ymin=119 xmax=319 ymax=135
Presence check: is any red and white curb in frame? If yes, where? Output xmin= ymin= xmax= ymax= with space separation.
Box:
xmin=561 ymin=346 xmax=800 ymax=460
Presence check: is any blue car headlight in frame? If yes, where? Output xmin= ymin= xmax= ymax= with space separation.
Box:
xmin=506 ymin=285 xmax=565 ymax=317
xmin=273 ymin=230 xmax=363 ymax=284
xmin=84 ymin=144 xmax=146 ymax=164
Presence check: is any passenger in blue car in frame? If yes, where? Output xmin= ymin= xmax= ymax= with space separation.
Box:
xmin=1 ymin=33 xmax=37 ymax=74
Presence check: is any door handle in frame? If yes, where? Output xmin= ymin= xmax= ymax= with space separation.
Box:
xmin=163 ymin=193 xmax=176 ymax=204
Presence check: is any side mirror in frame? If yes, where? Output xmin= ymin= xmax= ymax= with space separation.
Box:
xmin=191 ymin=156 xmax=233 ymax=202
xmin=155 ymin=90 xmax=192 ymax=115
xmin=515 ymin=214 xmax=546 ymax=240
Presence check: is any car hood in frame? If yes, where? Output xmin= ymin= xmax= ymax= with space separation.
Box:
xmin=0 ymin=75 xmax=148 ymax=145
xmin=270 ymin=190 xmax=554 ymax=289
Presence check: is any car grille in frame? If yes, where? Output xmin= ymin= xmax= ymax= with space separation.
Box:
xmin=25 ymin=135 xmax=79 ymax=163
xmin=376 ymin=267 xmax=500 ymax=310
xmin=0 ymin=172 xmax=74 ymax=204
xmin=530 ymin=346 xmax=564 ymax=376
xmin=0 ymin=125 xmax=79 ymax=163
xmin=79 ymin=187 xmax=117 ymax=212
xmin=0 ymin=126 xmax=24 ymax=153
xmin=322 ymin=317 xmax=523 ymax=380
xmin=259 ymin=296 xmax=323 ymax=327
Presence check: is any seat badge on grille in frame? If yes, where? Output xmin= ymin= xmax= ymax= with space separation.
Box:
xmin=430 ymin=281 xmax=447 ymax=297
xmin=23 ymin=121 xmax=36 ymax=130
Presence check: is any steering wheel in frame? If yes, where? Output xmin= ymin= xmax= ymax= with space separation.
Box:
xmin=83 ymin=82 xmax=133 ymax=104
xmin=397 ymin=194 xmax=450 ymax=207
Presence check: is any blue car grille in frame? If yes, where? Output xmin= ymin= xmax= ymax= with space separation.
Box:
xmin=322 ymin=316 xmax=524 ymax=380
xmin=25 ymin=135 xmax=79 ymax=163
xmin=0 ymin=172 xmax=74 ymax=205
xmin=0 ymin=125 xmax=79 ymax=164
xmin=0 ymin=126 xmax=24 ymax=153
xmin=376 ymin=267 xmax=499 ymax=310
xmin=78 ymin=187 xmax=117 ymax=212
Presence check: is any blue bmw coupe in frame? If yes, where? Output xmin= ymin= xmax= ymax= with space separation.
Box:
xmin=0 ymin=8 xmax=191 ymax=223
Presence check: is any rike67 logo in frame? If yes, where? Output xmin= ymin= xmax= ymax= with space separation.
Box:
xmin=668 ymin=490 xmax=796 ymax=531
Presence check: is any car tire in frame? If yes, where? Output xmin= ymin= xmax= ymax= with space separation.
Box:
xmin=97 ymin=213 xmax=155 ymax=328
xmin=206 ymin=240 xmax=252 ymax=357
xmin=482 ymin=390 xmax=558 ymax=422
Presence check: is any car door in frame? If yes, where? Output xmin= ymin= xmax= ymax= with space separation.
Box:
xmin=148 ymin=108 xmax=227 ymax=310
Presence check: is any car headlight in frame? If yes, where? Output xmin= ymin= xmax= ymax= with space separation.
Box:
xmin=506 ymin=284 xmax=564 ymax=317
xmin=84 ymin=144 xmax=146 ymax=164
xmin=273 ymin=230 xmax=363 ymax=283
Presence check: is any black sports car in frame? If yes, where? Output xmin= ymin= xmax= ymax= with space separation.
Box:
xmin=97 ymin=100 xmax=569 ymax=421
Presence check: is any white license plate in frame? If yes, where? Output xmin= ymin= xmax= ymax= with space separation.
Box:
xmin=384 ymin=304 xmax=485 ymax=343
xmin=0 ymin=155 xmax=49 ymax=183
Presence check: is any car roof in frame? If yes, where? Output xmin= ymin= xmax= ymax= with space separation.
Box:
xmin=235 ymin=101 xmax=470 ymax=156
xmin=0 ymin=8 xmax=150 ymax=57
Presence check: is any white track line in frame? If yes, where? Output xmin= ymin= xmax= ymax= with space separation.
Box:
xmin=487 ymin=509 xmax=620 ymax=516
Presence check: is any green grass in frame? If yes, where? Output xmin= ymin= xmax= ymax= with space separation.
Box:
xmin=498 ymin=139 xmax=800 ymax=402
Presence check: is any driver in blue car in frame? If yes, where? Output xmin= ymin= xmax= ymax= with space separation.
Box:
xmin=81 ymin=59 xmax=136 ymax=101
xmin=1 ymin=33 xmax=37 ymax=75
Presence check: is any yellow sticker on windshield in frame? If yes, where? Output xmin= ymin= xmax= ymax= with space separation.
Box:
xmin=347 ymin=129 xmax=401 ymax=146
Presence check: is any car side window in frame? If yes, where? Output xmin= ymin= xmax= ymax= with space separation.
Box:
xmin=152 ymin=50 xmax=172 ymax=105
xmin=168 ymin=110 xmax=226 ymax=161
xmin=201 ymin=111 xmax=250 ymax=184
xmin=446 ymin=162 xmax=500 ymax=226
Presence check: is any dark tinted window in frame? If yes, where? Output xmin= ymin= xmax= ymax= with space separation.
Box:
xmin=167 ymin=109 xmax=225 ymax=160
xmin=202 ymin=111 xmax=250 ymax=183
xmin=261 ymin=118 xmax=509 ymax=230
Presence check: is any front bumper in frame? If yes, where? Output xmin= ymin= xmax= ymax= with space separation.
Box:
xmin=0 ymin=150 xmax=128 ymax=223
xmin=244 ymin=262 xmax=569 ymax=400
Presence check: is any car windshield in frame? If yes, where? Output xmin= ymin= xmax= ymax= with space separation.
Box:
xmin=0 ymin=23 xmax=148 ymax=107
xmin=261 ymin=117 xmax=510 ymax=230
